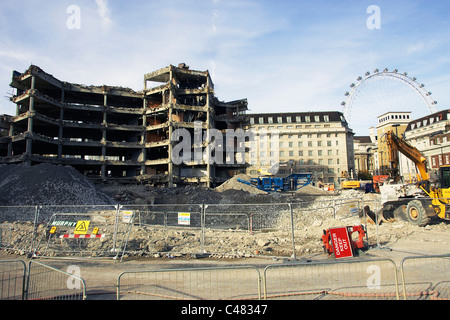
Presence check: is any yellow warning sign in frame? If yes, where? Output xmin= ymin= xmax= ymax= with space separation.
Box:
xmin=49 ymin=226 xmax=57 ymax=234
xmin=92 ymin=227 xmax=99 ymax=235
xmin=74 ymin=221 xmax=90 ymax=235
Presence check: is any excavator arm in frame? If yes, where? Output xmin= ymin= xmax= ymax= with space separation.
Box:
xmin=385 ymin=130 xmax=429 ymax=182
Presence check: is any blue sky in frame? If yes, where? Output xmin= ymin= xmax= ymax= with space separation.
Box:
xmin=0 ymin=0 xmax=449 ymax=135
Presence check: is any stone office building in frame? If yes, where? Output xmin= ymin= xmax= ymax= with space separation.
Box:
xmin=246 ymin=111 xmax=355 ymax=186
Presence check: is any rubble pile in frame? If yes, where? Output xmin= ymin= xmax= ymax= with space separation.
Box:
xmin=214 ymin=174 xmax=267 ymax=195
xmin=0 ymin=163 xmax=115 ymax=207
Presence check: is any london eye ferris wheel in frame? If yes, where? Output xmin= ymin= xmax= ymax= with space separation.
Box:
xmin=341 ymin=68 xmax=438 ymax=135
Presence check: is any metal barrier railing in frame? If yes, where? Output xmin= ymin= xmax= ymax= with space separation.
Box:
xmin=263 ymin=258 xmax=400 ymax=300
xmin=116 ymin=266 xmax=262 ymax=300
xmin=0 ymin=260 xmax=27 ymax=300
xmin=400 ymin=254 xmax=450 ymax=300
xmin=1 ymin=254 xmax=449 ymax=300
xmin=0 ymin=197 xmax=382 ymax=259
xmin=26 ymin=260 xmax=86 ymax=300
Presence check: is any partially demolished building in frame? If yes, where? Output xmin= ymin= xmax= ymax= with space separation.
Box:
xmin=0 ymin=64 xmax=249 ymax=187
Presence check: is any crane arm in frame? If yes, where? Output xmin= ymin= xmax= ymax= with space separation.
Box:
xmin=385 ymin=131 xmax=429 ymax=181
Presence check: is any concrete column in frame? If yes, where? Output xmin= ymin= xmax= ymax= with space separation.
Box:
xmin=141 ymin=98 xmax=147 ymax=175
xmin=206 ymin=74 xmax=212 ymax=188
xmin=101 ymin=93 xmax=107 ymax=179
xmin=168 ymin=66 xmax=174 ymax=187
xmin=58 ymin=89 xmax=64 ymax=160
xmin=26 ymin=76 xmax=36 ymax=158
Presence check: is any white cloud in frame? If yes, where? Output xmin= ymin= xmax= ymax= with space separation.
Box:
xmin=95 ymin=0 xmax=113 ymax=30
xmin=406 ymin=42 xmax=425 ymax=55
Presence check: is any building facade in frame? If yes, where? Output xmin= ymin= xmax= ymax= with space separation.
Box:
xmin=1 ymin=64 xmax=248 ymax=187
xmin=404 ymin=109 xmax=450 ymax=180
xmin=375 ymin=111 xmax=412 ymax=176
xmin=353 ymin=135 xmax=377 ymax=178
xmin=246 ymin=111 xmax=355 ymax=186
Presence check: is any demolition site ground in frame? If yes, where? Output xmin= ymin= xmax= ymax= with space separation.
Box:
xmin=0 ymin=164 xmax=449 ymax=300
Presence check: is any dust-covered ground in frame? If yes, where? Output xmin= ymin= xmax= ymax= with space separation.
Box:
xmin=0 ymin=163 xmax=449 ymax=300
xmin=1 ymin=163 xmax=449 ymax=260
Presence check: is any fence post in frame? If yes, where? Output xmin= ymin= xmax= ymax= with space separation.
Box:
xmin=112 ymin=204 xmax=122 ymax=252
xmin=201 ymin=204 xmax=206 ymax=253
xmin=29 ymin=205 xmax=42 ymax=257
xmin=289 ymin=203 xmax=296 ymax=260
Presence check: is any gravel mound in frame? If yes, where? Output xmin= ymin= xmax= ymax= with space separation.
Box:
xmin=0 ymin=163 xmax=114 ymax=206
xmin=215 ymin=174 xmax=267 ymax=194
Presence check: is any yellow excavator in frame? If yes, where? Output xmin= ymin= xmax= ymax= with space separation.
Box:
xmin=379 ymin=130 xmax=450 ymax=226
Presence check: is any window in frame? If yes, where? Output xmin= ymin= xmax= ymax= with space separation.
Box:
xmin=277 ymin=117 xmax=282 ymax=123
xmin=250 ymin=118 xmax=255 ymax=125
xmin=327 ymin=141 xmax=332 ymax=147
xmin=286 ymin=116 xmax=292 ymax=123
xmin=308 ymin=150 xmax=313 ymax=156
xmin=268 ymin=117 xmax=273 ymax=124
xmin=259 ymin=117 xmax=264 ymax=124
xmin=296 ymin=116 xmax=301 ymax=122
xmin=289 ymin=142 xmax=293 ymax=148
xmin=298 ymin=142 xmax=303 ymax=147
xmin=305 ymin=116 xmax=311 ymax=122
xmin=298 ymin=151 xmax=303 ymax=156
xmin=318 ymin=141 xmax=322 ymax=147
xmin=314 ymin=115 xmax=320 ymax=122
xmin=324 ymin=115 xmax=329 ymax=122
xmin=308 ymin=141 xmax=313 ymax=147
xmin=289 ymin=151 xmax=294 ymax=157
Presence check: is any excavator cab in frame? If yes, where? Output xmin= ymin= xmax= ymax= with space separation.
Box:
xmin=438 ymin=165 xmax=450 ymax=189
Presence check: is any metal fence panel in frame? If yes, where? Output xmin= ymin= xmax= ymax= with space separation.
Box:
xmin=117 ymin=266 xmax=261 ymax=300
xmin=33 ymin=205 xmax=133 ymax=260
xmin=0 ymin=260 xmax=26 ymax=300
xmin=122 ymin=204 xmax=204 ymax=255
xmin=26 ymin=260 xmax=86 ymax=300
xmin=400 ymin=254 xmax=450 ymax=300
xmin=263 ymin=258 xmax=399 ymax=300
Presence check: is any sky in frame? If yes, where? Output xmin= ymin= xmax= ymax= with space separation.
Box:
xmin=0 ymin=0 xmax=449 ymax=136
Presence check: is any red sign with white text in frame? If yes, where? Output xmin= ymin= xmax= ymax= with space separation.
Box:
xmin=329 ymin=227 xmax=353 ymax=259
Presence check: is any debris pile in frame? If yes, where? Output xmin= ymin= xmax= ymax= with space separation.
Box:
xmin=0 ymin=163 xmax=114 ymax=207
xmin=215 ymin=174 xmax=267 ymax=195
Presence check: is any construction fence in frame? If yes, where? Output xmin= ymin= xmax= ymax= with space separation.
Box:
xmin=0 ymin=259 xmax=85 ymax=300
xmin=0 ymin=197 xmax=398 ymax=259
xmin=116 ymin=255 xmax=449 ymax=300
xmin=1 ymin=254 xmax=448 ymax=300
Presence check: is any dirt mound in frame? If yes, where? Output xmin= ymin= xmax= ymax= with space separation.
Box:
xmin=295 ymin=184 xmax=333 ymax=195
xmin=215 ymin=174 xmax=267 ymax=194
xmin=0 ymin=163 xmax=114 ymax=206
